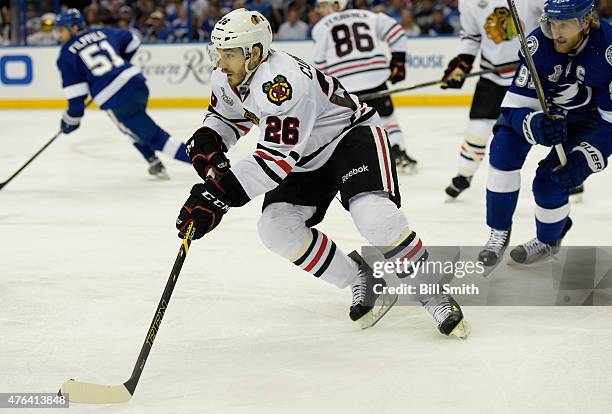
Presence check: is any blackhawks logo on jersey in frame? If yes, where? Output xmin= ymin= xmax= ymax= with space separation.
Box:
xmin=262 ymin=75 xmax=292 ymax=106
xmin=484 ymin=7 xmax=519 ymax=44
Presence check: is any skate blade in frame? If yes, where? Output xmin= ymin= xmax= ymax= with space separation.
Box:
xmin=151 ymin=171 xmax=171 ymax=180
xmin=398 ymin=164 xmax=418 ymax=175
xmin=449 ymin=318 xmax=471 ymax=339
xmin=570 ymin=193 xmax=583 ymax=203
xmin=357 ymin=293 xmax=398 ymax=330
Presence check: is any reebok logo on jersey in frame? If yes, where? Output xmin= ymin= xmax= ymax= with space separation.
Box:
xmin=342 ymin=165 xmax=369 ymax=183
xmin=262 ymin=75 xmax=292 ymax=106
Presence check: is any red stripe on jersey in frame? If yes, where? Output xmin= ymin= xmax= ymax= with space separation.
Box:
xmin=385 ymin=27 xmax=403 ymax=43
xmin=462 ymin=145 xmax=485 ymax=156
xmin=237 ymin=124 xmax=250 ymax=133
xmin=376 ymin=127 xmax=392 ymax=193
xmin=327 ymin=60 xmax=388 ymax=76
xmin=400 ymin=239 xmax=423 ymax=261
xmin=304 ymin=234 xmax=329 ymax=272
xmin=255 ymin=150 xmax=293 ymax=174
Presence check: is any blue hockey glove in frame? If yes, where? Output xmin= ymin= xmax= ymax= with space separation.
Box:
xmin=60 ymin=112 xmax=81 ymax=134
xmin=522 ymin=109 xmax=567 ymax=146
xmin=540 ymin=142 xmax=607 ymax=189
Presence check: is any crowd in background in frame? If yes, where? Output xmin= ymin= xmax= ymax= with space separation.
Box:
xmin=1 ymin=0 xmax=611 ymax=45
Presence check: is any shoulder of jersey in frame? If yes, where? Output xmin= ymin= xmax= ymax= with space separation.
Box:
xmin=593 ymin=23 xmax=612 ymax=69
xmin=210 ymin=68 xmax=229 ymax=87
xmin=520 ymin=27 xmax=550 ymax=60
xmin=252 ymin=51 xmax=307 ymax=108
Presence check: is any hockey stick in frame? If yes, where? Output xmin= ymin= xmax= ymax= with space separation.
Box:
xmin=506 ymin=0 xmax=567 ymax=166
xmin=59 ymin=221 xmax=196 ymax=404
xmin=0 ymin=100 xmax=93 ymax=191
xmin=358 ymin=64 xmax=518 ymax=101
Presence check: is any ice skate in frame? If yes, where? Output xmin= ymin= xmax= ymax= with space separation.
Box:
xmin=510 ymin=218 xmax=573 ymax=264
xmin=391 ymin=145 xmax=417 ymax=174
xmin=569 ymin=184 xmax=584 ymax=203
xmin=445 ymin=174 xmax=472 ymax=198
xmin=147 ymin=156 xmax=170 ymax=180
xmin=348 ymin=251 xmax=398 ymax=329
xmin=421 ymin=294 xmax=470 ymax=339
xmin=478 ymin=226 xmax=511 ymax=273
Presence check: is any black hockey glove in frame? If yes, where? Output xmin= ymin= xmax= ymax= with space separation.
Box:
xmin=522 ymin=109 xmax=567 ymax=147
xmin=388 ymin=52 xmax=406 ymax=84
xmin=440 ymin=54 xmax=474 ymax=89
xmin=176 ymin=179 xmax=230 ymax=240
xmin=186 ymin=127 xmax=230 ymax=181
xmin=540 ymin=143 xmax=607 ymax=190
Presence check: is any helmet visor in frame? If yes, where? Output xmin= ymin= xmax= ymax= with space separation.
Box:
xmin=541 ymin=16 xmax=583 ymax=40
xmin=207 ymin=43 xmax=220 ymax=68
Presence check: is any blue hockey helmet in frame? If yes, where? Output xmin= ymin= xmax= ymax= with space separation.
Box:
xmin=541 ymin=0 xmax=594 ymax=40
xmin=54 ymin=9 xmax=84 ymax=30
xmin=543 ymin=0 xmax=594 ymax=22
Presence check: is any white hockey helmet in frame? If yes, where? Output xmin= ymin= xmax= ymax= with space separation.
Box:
xmin=317 ymin=0 xmax=349 ymax=11
xmin=208 ymin=8 xmax=273 ymax=84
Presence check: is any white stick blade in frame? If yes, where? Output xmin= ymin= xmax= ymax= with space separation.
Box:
xmin=60 ymin=379 xmax=132 ymax=404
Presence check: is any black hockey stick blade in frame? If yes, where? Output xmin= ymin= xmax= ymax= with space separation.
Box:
xmin=59 ymin=222 xmax=196 ymax=404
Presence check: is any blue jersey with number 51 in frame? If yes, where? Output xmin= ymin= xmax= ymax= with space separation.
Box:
xmin=57 ymin=28 xmax=145 ymax=117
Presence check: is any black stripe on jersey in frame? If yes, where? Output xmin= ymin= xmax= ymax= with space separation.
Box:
xmin=466 ymin=142 xmax=487 ymax=149
xmin=480 ymin=55 xmax=520 ymax=70
xmin=460 ymin=153 xmax=475 ymax=161
xmin=296 ymin=108 xmax=376 ymax=167
xmin=460 ymin=31 xmax=482 ymax=41
xmin=257 ymin=143 xmax=286 ymax=158
xmin=208 ymin=106 xmax=250 ymax=124
xmin=205 ymin=113 xmax=240 ymax=141
xmin=383 ymin=231 xmax=417 ymax=260
xmin=388 ymin=33 xmax=406 ymax=47
xmin=253 ymin=154 xmax=283 ymax=184
xmin=320 ymin=54 xmax=386 ymax=71
xmin=335 ymin=66 xmax=389 ymax=79
xmin=382 ymin=24 xmax=401 ymax=40
xmin=314 ymin=59 xmax=327 ymax=65
xmin=316 ymin=70 xmax=329 ymax=95
xmin=313 ymin=242 xmax=337 ymax=277
xmin=293 ymin=229 xmax=319 ymax=266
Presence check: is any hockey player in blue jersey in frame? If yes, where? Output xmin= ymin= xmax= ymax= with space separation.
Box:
xmin=54 ymin=9 xmax=190 ymax=179
xmin=478 ymin=0 xmax=611 ymax=267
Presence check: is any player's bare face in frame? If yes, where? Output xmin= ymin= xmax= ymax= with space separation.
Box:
xmin=318 ymin=2 xmax=332 ymax=16
xmin=55 ymin=26 xmax=71 ymax=44
xmin=549 ymin=19 xmax=585 ymax=53
xmin=217 ymin=48 xmax=247 ymax=87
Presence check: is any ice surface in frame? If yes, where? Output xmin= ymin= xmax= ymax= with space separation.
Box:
xmin=1 ymin=108 xmax=611 ymax=413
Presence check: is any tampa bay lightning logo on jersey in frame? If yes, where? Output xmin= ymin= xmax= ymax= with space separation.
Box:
xmin=550 ymin=82 xmax=592 ymax=110
xmin=606 ymin=45 xmax=612 ymax=66
xmin=526 ymin=36 xmax=539 ymax=55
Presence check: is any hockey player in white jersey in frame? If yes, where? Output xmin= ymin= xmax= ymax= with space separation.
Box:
xmin=442 ymin=0 xmax=545 ymax=197
xmin=175 ymin=9 xmax=469 ymax=338
xmin=311 ymin=0 xmax=417 ymax=173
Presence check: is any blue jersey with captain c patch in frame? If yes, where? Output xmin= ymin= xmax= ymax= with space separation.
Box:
xmin=500 ymin=23 xmax=612 ymax=158
xmin=57 ymin=28 xmax=144 ymax=116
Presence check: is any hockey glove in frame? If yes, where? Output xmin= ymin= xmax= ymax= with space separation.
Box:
xmin=388 ymin=52 xmax=406 ymax=84
xmin=60 ymin=112 xmax=81 ymax=134
xmin=540 ymin=142 xmax=607 ymax=190
xmin=186 ymin=127 xmax=231 ymax=181
xmin=522 ymin=109 xmax=567 ymax=147
xmin=176 ymin=179 xmax=230 ymax=240
xmin=440 ymin=54 xmax=474 ymax=89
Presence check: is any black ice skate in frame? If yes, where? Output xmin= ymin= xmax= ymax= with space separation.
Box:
xmin=510 ymin=218 xmax=573 ymax=265
xmin=420 ymin=294 xmax=470 ymax=339
xmin=445 ymin=174 xmax=472 ymax=198
xmin=569 ymin=184 xmax=584 ymax=202
xmin=478 ymin=226 xmax=512 ymax=273
xmin=391 ymin=145 xmax=418 ymax=174
xmin=147 ymin=156 xmax=170 ymax=180
xmin=348 ymin=251 xmax=398 ymax=329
